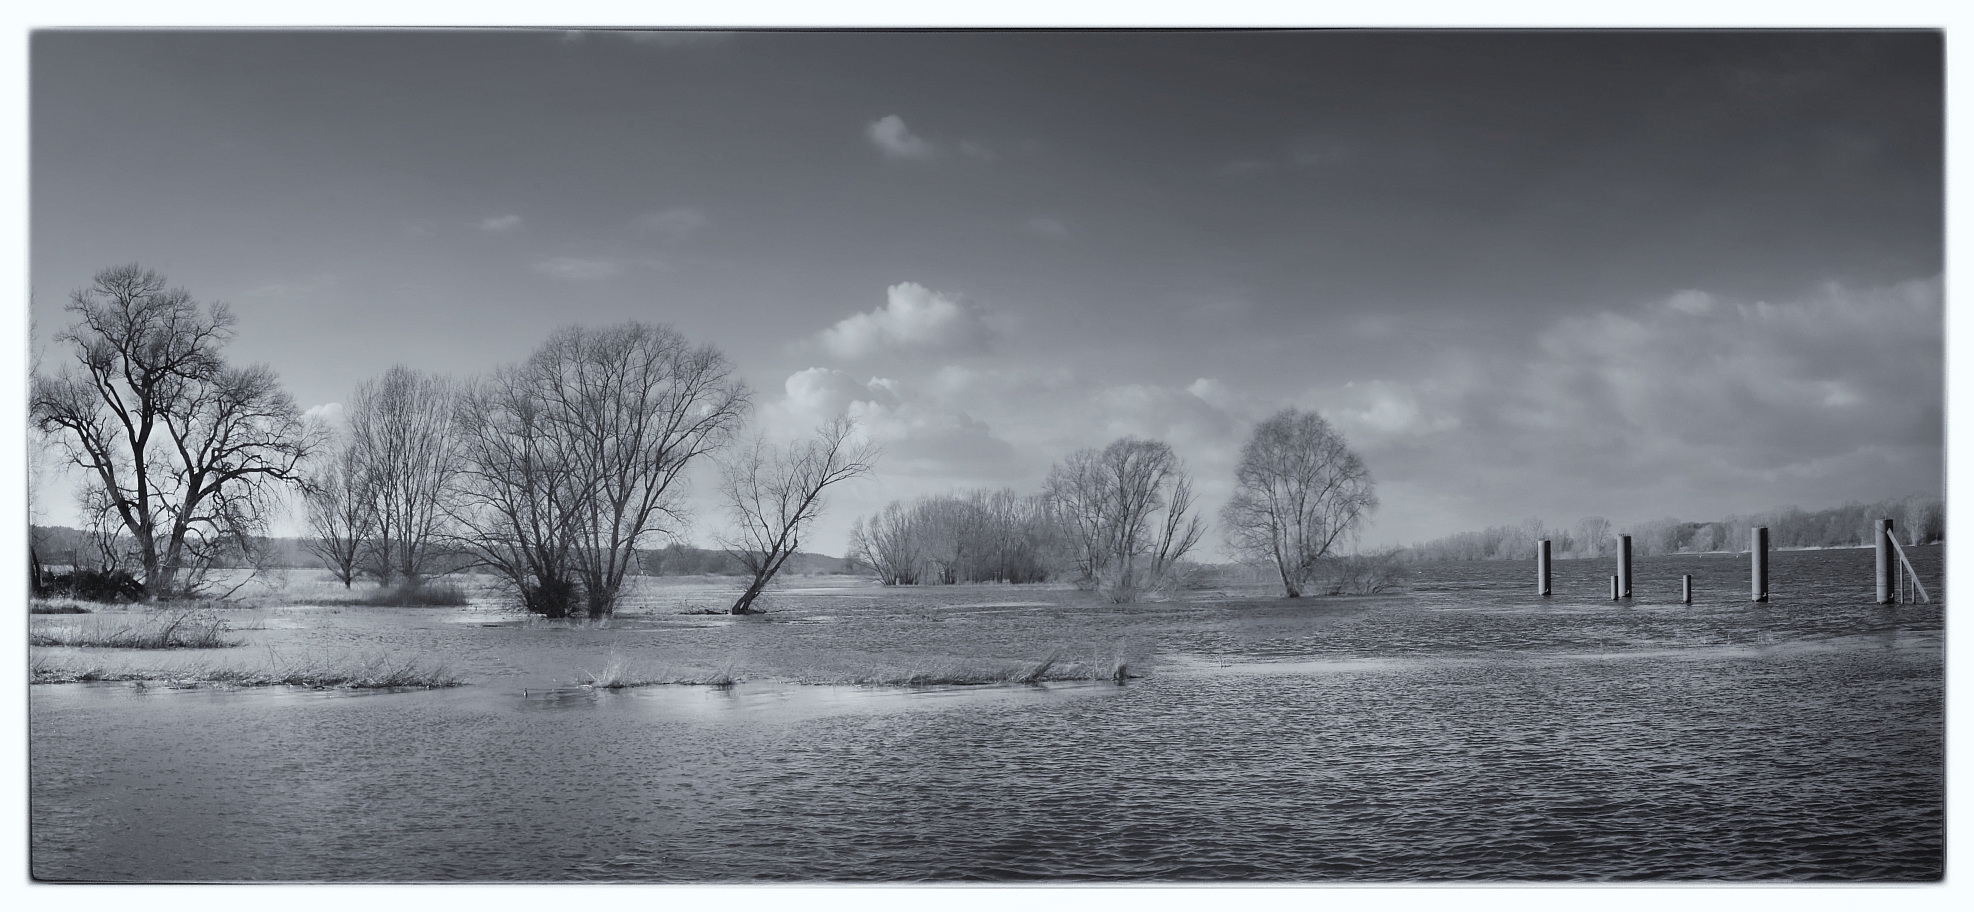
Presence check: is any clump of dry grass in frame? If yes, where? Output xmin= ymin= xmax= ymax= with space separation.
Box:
xmin=29 ymin=599 xmax=92 ymax=614
xmin=29 ymin=610 xmax=240 ymax=649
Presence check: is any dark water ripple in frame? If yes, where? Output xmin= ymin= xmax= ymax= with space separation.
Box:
xmin=29 ymin=547 xmax=1943 ymax=881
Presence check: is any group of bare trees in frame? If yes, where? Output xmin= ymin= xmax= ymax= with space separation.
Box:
xmin=34 ymin=265 xmax=877 ymax=614
xmin=848 ymin=487 xmax=1059 ymax=587
xmin=1047 ymin=438 xmax=1208 ymax=602
xmin=33 ymin=265 xmax=1387 ymax=609
xmin=849 ymin=416 xmax=1379 ymax=603
xmin=304 ymin=367 xmax=461 ymax=588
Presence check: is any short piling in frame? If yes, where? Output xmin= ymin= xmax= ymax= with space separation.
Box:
xmin=1876 ymin=518 xmax=1895 ymax=605
xmin=1538 ymin=539 xmax=1552 ymax=596
xmin=1618 ymin=534 xmax=1632 ymax=599
xmin=1611 ymin=575 xmax=1619 ymax=601
xmin=1751 ymin=526 xmax=1769 ymax=602
xmin=1682 ymin=574 xmax=1692 ymax=604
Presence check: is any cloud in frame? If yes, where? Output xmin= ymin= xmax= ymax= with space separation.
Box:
xmin=1300 ymin=277 xmax=1943 ymax=544
xmin=818 ymin=282 xmax=995 ymax=360
xmin=959 ymin=140 xmax=997 ymax=161
xmin=867 ymin=115 xmax=934 ymax=160
xmin=304 ymin=402 xmax=345 ymax=428
xmin=479 ymin=214 xmax=522 ymax=232
xmin=1024 ymin=217 xmax=1069 ymax=239
xmin=633 ymin=207 xmax=707 ymax=242
xmin=531 ymin=256 xmax=621 ymax=281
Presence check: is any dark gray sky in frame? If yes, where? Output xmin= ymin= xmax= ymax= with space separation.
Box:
xmin=29 ymin=29 xmax=1944 ymax=555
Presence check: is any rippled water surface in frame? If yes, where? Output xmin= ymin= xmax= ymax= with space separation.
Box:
xmin=30 ymin=547 xmax=1944 ymax=881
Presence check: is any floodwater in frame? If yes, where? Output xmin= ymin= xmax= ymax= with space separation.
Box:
xmin=29 ymin=546 xmax=1944 ymax=882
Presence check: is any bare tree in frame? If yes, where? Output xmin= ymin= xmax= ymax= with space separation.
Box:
xmin=1574 ymin=516 xmax=1613 ymax=558
xmin=720 ymin=418 xmax=878 ymax=614
xmin=347 ymin=366 xmax=460 ymax=584
xmin=1045 ymin=437 xmax=1206 ymax=602
xmin=849 ymin=500 xmax=923 ymax=585
xmin=30 ymin=265 xmax=315 ymax=599
xmin=303 ymin=437 xmax=375 ymax=588
xmin=452 ymin=322 xmax=748 ymax=618
xmin=452 ymin=364 xmax=588 ymax=617
xmin=1220 ymin=409 xmax=1376 ymax=598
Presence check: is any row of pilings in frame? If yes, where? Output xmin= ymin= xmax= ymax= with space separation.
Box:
xmin=1534 ymin=519 xmax=1916 ymax=605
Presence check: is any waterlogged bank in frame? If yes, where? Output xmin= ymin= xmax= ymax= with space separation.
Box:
xmin=29 ymin=547 xmax=1944 ymax=881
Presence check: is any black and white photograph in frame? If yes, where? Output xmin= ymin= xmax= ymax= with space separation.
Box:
xmin=15 ymin=16 xmax=1954 ymax=889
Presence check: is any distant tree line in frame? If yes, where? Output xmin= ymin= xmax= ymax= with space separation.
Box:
xmin=849 ymin=437 xmax=1209 ymax=602
xmin=849 ymin=412 xmax=1381 ymax=602
xmin=1403 ymin=496 xmax=1944 ymax=562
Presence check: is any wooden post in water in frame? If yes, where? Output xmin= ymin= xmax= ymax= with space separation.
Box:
xmin=1751 ymin=526 xmax=1769 ymax=602
xmin=1538 ymin=539 xmax=1552 ymax=596
xmin=1618 ymin=534 xmax=1633 ymax=599
xmin=1683 ymin=574 xmax=1692 ymax=604
xmin=1876 ymin=518 xmax=1895 ymax=605
xmin=1610 ymin=575 xmax=1619 ymax=600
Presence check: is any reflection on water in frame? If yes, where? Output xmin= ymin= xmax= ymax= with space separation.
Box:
xmin=30 ymin=547 xmax=1943 ymax=882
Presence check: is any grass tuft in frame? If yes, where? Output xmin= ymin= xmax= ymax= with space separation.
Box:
xmin=30 ymin=610 xmax=239 ymax=649
xmin=576 ymin=653 xmax=652 ymax=689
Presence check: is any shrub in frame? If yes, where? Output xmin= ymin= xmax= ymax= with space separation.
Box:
xmin=1317 ymin=551 xmax=1408 ymax=595
xmin=37 ymin=568 xmax=146 ymax=603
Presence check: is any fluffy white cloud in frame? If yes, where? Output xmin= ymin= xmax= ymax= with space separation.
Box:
xmin=532 ymin=256 xmax=620 ymax=281
xmin=303 ymin=402 xmax=345 ymax=427
xmin=478 ymin=214 xmax=522 ymax=232
xmin=867 ymin=114 xmax=934 ymax=160
xmin=818 ymin=282 xmax=995 ymax=361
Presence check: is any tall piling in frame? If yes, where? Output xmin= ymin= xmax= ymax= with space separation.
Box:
xmin=1751 ymin=526 xmax=1769 ymax=602
xmin=1683 ymin=574 xmax=1692 ymax=604
xmin=1538 ymin=539 xmax=1552 ymax=596
xmin=1876 ymin=518 xmax=1895 ymax=605
xmin=1618 ymin=534 xmax=1632 ymax=599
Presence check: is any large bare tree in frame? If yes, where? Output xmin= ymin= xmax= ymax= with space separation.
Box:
xmin=453 ymin=322 xmax=749 ymax=618
xmin=1045 ymin=437 xmax=1206 ymax=602
xmin=30 ymin=265 xmax=314 ymax=599
xmin=719 ymin=417 xmax=878 ymax=614
xmin=1220 ymin=409 xmax=1377 ymax=598
xmin=346 ymin=366 xmax=460 ymax=584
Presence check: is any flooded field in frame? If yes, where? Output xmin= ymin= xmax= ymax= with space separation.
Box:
xmin=28 ymin=546 xmax=1944 ymax=882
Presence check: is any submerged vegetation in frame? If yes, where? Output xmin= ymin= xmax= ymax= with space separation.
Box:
xmin=30 ymin=610 xmax=240 ymax=649
xmin=29 ymin=651 xmax=462 ymax=689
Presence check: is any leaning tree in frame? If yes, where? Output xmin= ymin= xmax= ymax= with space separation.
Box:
xmin=718 ymin=417 xmax=878 ymax=614
xmin=30 ymin=265 xmax=315 ymax=599
xmin=1220 ymin=408 xmax=1377 ymax=598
